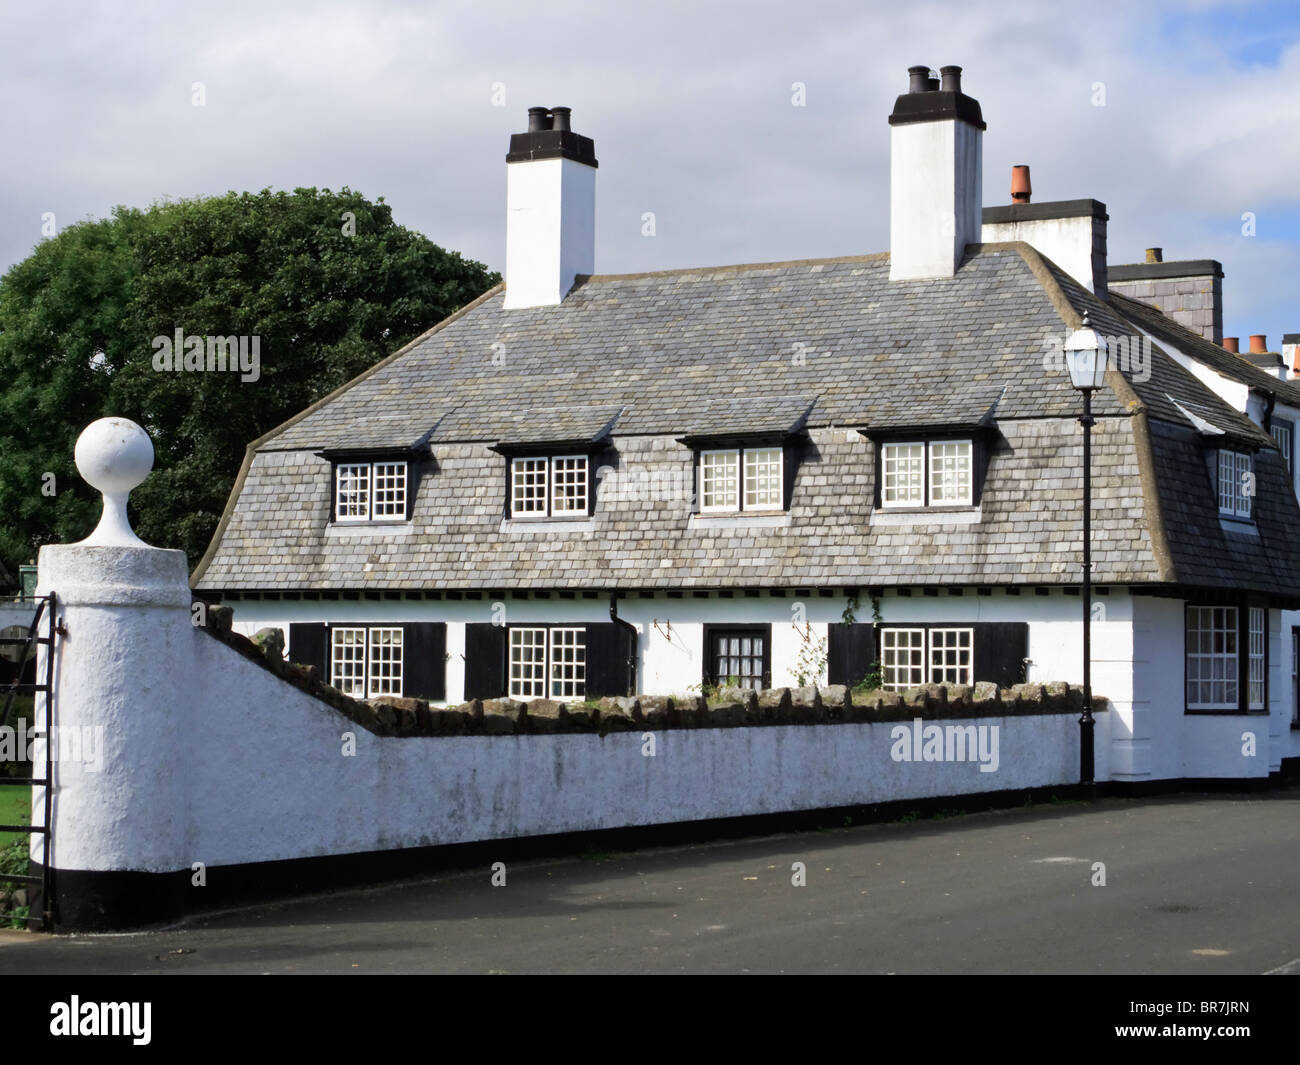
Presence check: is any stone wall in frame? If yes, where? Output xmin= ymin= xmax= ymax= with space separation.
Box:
xmin=206 ymin=610 xmax=1100 ymax=738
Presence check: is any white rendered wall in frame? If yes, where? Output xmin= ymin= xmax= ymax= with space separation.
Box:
xmin=503 ymin=156 xmax=595 ymax=309
xmin=980 ymin=215 xmax=1100 ymax=293
xmin=230 ymin=588 xmax=1134 ymax=704
xmin=889 ymin=120 xmax=982 ymax=281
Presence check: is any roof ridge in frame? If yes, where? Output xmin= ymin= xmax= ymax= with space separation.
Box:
xmin=577 ymin=251 xmax=890 ymax=284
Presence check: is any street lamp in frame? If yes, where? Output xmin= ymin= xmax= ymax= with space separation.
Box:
xmin=1063 ymin=311 xmax=1109 ymax=794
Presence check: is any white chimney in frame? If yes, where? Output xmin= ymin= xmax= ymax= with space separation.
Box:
xmin=503 ymin=106 xmax=597 ymax=310
xmin=889 ymin=65 xmax=985 ymax=282
xmin=981 ymin=167 xmax=1110 ymax=296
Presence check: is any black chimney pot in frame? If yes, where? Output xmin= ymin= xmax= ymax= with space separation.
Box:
xmin=550 ymin=106 xmax=572 ymax=132
xmin=527 ymin=106 xmax=551 ymax=133
xmin=940 ymin=65 xmax=962 ymax=93
xmin=908 ymin=65 xmax=930 ymax=93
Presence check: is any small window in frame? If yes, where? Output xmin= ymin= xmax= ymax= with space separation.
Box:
xmin=508 ymin=626 xmax=586 ymax=699
xmin=1272 ymin=421 xmax=1293 ymax=473
xmin=880 ymin=626 xmax=974 ymax=690
xmin=880 ymin=440 xmax=973 ymax=508
xmin=698 ymin=446 xmax=784 ymax=513
xmin=334 ymin=461 xmax=408 ymax=522
xmin=1217 ymin=449 xmax=1252 ymax=519
xmin=509 ymin=455 xmax=589 ymax=518
xmin=331 ymin=626 xmax=404 ymax=699
xmin=1186 ymin=606 xmax=1239 ymax=709
xmin=707 ymin=628 xmax=768 ymax=690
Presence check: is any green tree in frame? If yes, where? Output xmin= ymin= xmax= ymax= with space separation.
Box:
xmin=0 ymin=188 xmax=499 ymax=576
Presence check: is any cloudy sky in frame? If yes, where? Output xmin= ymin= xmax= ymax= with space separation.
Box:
xmin=2 ymin=0 xmax=1297 ymax=346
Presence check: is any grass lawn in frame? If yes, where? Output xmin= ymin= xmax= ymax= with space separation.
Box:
xmin=0 ymin=787 xmax=29 ymax=845
xmin=1 ymin=693 xmax=35 ymax=846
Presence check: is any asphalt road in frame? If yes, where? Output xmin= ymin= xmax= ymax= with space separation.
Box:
xmin=3 ymin=790 xmax=1299 ymax=975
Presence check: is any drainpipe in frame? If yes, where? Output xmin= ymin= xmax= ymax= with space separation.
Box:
xmin=1263 ymin=391 xmax=1276 ymax=436
xmin=609 ymin=591 xmax=638 ymax=696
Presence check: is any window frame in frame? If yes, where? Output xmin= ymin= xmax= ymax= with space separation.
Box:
xmin=702 ymin=623 xmax=772 ymax=691
xmin=1216 ymin=448 xmax=1253 ymax=520
xmin=330 ymin=625 xmax=406 ymax=700
xmin=873 ymin=435 xmax=981 ymax=510
xmin=330 ymin=457 xmax=412 ymax=524
xmin=507 ymin=624 xmax=588 ymax=700
xmin=505 ymin=453 xmax=594 ymax=520
xmin=879 ymin=625 xmax=975 ymax=690
xmin=695 ymin=445 xmax=786 ymax=514
xmin=1270 ymin=419 xmax=1293 ymax=475
xmin=1184 ymin=601 xmax=1269 ymax=714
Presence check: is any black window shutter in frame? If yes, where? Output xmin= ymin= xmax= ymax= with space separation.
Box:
xmin=827 ymin=622 xmax=875 ymax=687
xmin=464 ymin=622 xmax=508 ymax=700
xmin=974 ymin=622 xmax=1029 ymax=688
xmin=402 ymin=622 xmax=446 ymax=701
xmin=289 ymin=623 xmax=328 ymax=676
xmin=585 ymin=622 xmax=634 ymax=698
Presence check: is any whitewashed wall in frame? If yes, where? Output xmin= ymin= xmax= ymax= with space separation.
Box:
xmin=39 ymin=547 xmax=1105 ymax=875
xmin=227 ymin=587 xmax=1136 ymax=703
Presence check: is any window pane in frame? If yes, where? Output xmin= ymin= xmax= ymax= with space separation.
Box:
xmin=331 ymin=627 xmax=367 ymax=697
xmin=881 ymin=444 xmax=924 ymax=506
xmin=700 ymin=451 xmax=739 ymax=512
xmin=551 ymin=456 xmax=588 ymax=514
xmin=336 ymin=464 xmax=370 ymax=521
xmin=371 ymin=462 xmax=407 ymax=519
xmin=743 ymin=448 xmax=783 ymax=510
xmin=549 ymin=627 xmax=586 ymax=699
xmin=710 ymin=630 xmax=764 ymax=690
xmin=1185 ymin=605 xmax=1239 ymax=710
xmin=1235 ymin=451 xmax=1252 ymax=519
xmin=509 ymin=627 xmax=547 ymax=698
xmin=929 ymin=628 xmax=973 ymax=686
xmin=1218 ymin=451 xmax=1236 ymax=515
xmin=367 ymin=627 xmax=404 ymax=698
xmin=1272 ymin=423 xmax=1292 ymax=472
xmin=881 ymin=628 xmax=925 ymax=690
xmin=512 ymin=458 xmax=548 ymax=516
xmin=929 ymin=441 xmax=972 ymax=506
xmin=1248 ymin=607 xmax=1265 ymax=710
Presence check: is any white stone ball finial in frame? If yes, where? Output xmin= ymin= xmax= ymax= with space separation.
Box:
xmin=74 ymin=417 xmax=155 ymax=547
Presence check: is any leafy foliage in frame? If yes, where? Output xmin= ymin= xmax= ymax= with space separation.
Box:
xmin=0 ymin=188 xmax=499 ymax=574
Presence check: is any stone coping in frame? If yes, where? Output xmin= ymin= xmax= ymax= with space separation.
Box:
xmin=201 ymin=608 xmax=1103 ymax=739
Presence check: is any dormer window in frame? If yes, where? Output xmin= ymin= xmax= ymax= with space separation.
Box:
xmin=509 ymin=454 xmax=590 ymax=518
xmin=700 ymin=446 xmax=783 ymax=513
xmin=334 ymin=460 xmax=408 ymax=522
xmin=1271 ymin=420 xmax=1293 ymax=473
xmin=881 ymin=439 xmax=973 ymax=507
xmin=1217 ymin=448 xmax=1252 ymax=519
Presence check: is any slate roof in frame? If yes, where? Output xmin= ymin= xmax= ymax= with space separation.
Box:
xmin=1110 ymin=291 xmax=1300 ymax=412
xmin=192 ymin=242 xmax=1300 ymax=600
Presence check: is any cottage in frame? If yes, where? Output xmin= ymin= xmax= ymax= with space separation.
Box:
xmin=191 ymin=66 xmax=1300 ymax=784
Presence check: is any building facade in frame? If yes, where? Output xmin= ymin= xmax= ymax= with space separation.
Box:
xmin=192 ymin=66 xmax=1300 ymax=782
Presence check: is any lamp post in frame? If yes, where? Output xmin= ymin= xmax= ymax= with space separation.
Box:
xmin=1063 ymin=312 xmax=1109 ymax=794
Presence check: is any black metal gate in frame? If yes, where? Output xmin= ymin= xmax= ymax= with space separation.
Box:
xmin=0 ymin=594 xmax=58 ymax=931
